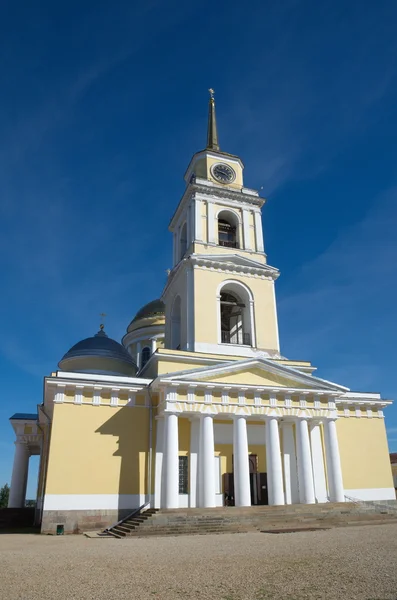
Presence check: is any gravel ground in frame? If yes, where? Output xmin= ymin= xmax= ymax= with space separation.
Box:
xmin=0 ymin=525 xmax=397 ymax=600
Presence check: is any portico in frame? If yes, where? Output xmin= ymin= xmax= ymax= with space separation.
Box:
xmin=8 ymin=414 xmax=42 ymax=508
xmin=153 ymin=371 xmax=350 ymax=510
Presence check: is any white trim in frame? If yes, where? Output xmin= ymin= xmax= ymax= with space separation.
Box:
xmin=195 ymin=197 xmax=202 ymax=241
xmin=52 ymin=372 xmax=152 ymax=386
xmin=215 ymin=205 xmax=242 ymax=224
xmin=189 ymin=419 xmax=200 ymax=507
xmin=254 ymin=211 xmax=264 ymax=252
xmin=154 ymin=418 xmax=164 ymax=509
xmin=344 ymin=488 xmax=397 ymax=501
xmin=242 ymin=208 xmax=252 ymax=250
xmin=207 ymin=202 xmax=216 ymax=244
xmin=271 ymin=282 xmax=280 ymax=352
xmin=43 ymin=494 xmax=151 ymax=511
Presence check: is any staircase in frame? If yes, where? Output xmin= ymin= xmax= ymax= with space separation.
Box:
xmin=98 ymin=501 xmax=397 ymax=539
xmin=101 ymin=507 xmax=158 ymax=538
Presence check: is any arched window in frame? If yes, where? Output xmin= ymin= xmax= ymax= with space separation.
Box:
xmin=219 ymin=282 xmax=253 ymax=346
xmin=179 ymin=222 xmax=187 ymax=259
xmin=171 ymin=295 xmax=181 ymax=350
xmin=218 ymin=210 xmax=239 ymax=248
xmin=141 ymin=346 xmax=151 ymax=369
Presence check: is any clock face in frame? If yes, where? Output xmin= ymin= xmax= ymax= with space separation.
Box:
xmin=211 ymin=163 xmax=236 ymax=184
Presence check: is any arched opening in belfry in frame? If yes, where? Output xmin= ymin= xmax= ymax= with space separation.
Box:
xmin=218 ymin=210 xmax=239 ymax=248
xmin=219 ymin=283 xmax=253 ymax=346
xmin=171 ymin=295 xmax=182 ymax=350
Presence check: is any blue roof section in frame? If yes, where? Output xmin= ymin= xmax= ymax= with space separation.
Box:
xmin=10 ymin=413 xmax=37 ymax=421
xmin=60 ymin=329 xmax=135 ymax=366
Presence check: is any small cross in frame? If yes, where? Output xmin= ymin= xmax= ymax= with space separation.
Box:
xmin=99 ymin=312 xmax=107 ymax=330
xmin=209 ymin=88 xmax=215 ymax=99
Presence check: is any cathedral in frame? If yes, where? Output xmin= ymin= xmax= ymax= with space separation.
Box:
xmin=8 ymin=92 xmax=395 ymax=533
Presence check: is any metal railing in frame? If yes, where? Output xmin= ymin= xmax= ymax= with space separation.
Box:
xmin=344 ymin=494 xmax=397 ymax=513
xmin=104 ymin=501 xmax=150 ymax=533
xmin=221 ymin=331 xmax=251 ymax=345
xmin=219 ymin=240 xmax=239 ymax=248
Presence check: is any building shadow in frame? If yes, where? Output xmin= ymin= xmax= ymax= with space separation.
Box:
xmin=95 ymin=404 xmax=149 ymax=522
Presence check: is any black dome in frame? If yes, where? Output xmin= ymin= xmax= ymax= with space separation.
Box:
xmin=132 ymin=299 xmax=165 ymax=322
xmin=59 ymin=328 xmax=136 ymax=373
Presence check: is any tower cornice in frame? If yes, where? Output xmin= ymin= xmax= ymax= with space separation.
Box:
xmin=169 ymin=178 xmax=264 ymax=231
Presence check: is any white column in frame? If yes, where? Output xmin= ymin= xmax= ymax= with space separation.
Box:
xmin=249 ymin=299 xmax=256 ymax=348
xmin=282 ymin=421 xmax=299 ymax=504
xmin=266 ymin=417 xmax=285 ymax=505
xmin=154 ymin=418 xmax=164 ymax=509
xmin=136 ymin=341 xmax=142 ymax=370
xmin=296 ymin=419 xmax=316 ymax=504
xmin=187 ymin=202 xmax=192 ymax=247
xmin=8 ymin=442 xmax=29 ymax=508
xmin=163 ymin=413 xmax=179 ymax=509
xmin=233 ymin=416 xmax=251 ymax=507
xmin=151 ymin=338 xmax=157 ymax=354
xmin=254 ymin=211 xmax=264 ymax=252
xmin=189 ymin=419 xmax=200 ymax=507
xmin=323 ymin=419 xmax=345 ymax=502
xmin=200 ymin=415 xmax=216 ymax=508
xmin=310 ymin=422 xmax=328 ymax=503
xmin=242 ymin=208 xmax=252 ymax=250
xmin=195 ymin=198 xmax=202 ymax=241
xmin=207 ymin=202 xmax=216 ymax=244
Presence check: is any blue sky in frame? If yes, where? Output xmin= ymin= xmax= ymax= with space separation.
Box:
xmin=1 ymin=0 xmax=397 ymax=497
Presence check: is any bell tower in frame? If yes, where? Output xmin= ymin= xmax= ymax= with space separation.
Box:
xmin=163 ymin=91 xmax=280 ymax=358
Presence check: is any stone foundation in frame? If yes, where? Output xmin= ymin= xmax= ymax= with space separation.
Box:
xmin=41 ymin=509 xmax=132 ymax=534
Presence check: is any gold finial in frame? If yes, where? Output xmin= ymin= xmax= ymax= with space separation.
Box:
xmin=207 ymin=88 xmax=219 ymax=151
xmin=99 ymin=313 xmax=107 ymax=330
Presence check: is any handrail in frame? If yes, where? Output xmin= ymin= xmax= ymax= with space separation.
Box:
xmin=104 ymin=501 xmax=150 ymax=532
xmin=344 ymin=494 xmax=397 ymax=513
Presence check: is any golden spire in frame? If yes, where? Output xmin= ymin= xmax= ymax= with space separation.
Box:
xmin=207 ymin=88 xmax=220 ymax=151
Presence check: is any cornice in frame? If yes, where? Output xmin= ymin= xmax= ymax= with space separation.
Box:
xmin=169 ymin=179 xmax=264 ymax=230
xmin=191 ymin=255 xmax=280 ymax=280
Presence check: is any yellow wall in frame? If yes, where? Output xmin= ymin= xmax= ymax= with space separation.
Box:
xmin=45 ymin=404 xmax=149 ymax=495
xmin=201 ymin=367 xmax=306 ymax=388
xmin=337 ymin=418 xmax=394 ymax=490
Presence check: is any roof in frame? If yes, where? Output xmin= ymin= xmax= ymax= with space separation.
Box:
xmin=132 ymin=299 xmax=165 ymax=323
xmin=59 ymin=328 xmax=135 ymax=367
xmin=10 ymin=413 xmax=37 ymax=421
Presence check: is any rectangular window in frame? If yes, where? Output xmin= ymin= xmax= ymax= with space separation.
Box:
xmin=179 ymin=456 xmax=188 ymax=494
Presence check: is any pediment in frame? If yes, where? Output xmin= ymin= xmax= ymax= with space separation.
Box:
xmin=159 ymin=358 xmax=349 ymax=392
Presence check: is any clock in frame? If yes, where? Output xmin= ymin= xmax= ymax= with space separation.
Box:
xmin=211 ymin=163 xmax=236 ymax=184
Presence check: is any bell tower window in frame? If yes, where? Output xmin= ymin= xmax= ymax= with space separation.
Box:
xmin=220 ymin=290 xmax=251 ymax=346
xmin=218 ymin=211 xmax=239 ymax=248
